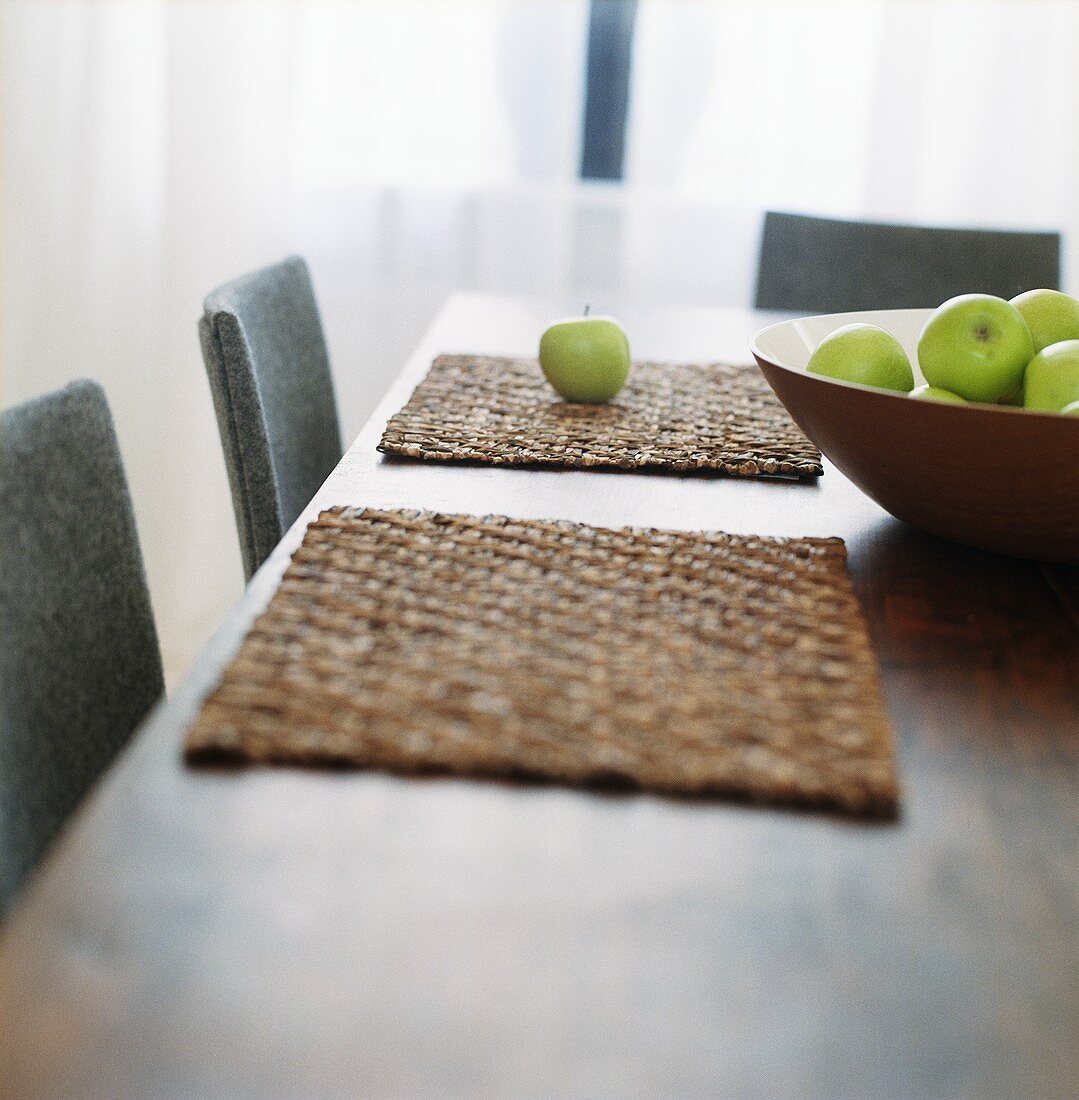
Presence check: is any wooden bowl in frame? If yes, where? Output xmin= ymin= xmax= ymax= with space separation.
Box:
xmin=751 ymin=309 xmax=1079 ymax=563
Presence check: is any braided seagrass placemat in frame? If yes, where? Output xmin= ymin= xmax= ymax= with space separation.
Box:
xmin=186 ymin=508 xmax=897 ymax=815
xmin=377 ymin=355 xmax=823 ymax=478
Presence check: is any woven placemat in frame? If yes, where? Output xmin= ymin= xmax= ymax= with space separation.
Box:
xmin=377 ymin=355 xmax=823 ymax=478
xmin=186 ymin=508 xmax=897 ymax=815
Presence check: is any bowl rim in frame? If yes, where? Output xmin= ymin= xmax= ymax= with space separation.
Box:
xmin=750 ymin=308 xmax=1078 ymax=424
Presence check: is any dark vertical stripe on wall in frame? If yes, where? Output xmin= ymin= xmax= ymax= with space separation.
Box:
xmin=580 ymin=0 xmax=638 ymax=181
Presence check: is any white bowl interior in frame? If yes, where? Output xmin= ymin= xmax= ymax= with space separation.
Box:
xmin=753 ymin=308 xmax=933 ymax=385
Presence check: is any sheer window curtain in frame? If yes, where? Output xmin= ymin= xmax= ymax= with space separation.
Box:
xmin=624 ymin=0 xmax=1079 ymax=300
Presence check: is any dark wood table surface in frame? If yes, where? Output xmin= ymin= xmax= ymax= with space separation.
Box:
xmin=2 ymin=295 xmax=1076 ymax=1100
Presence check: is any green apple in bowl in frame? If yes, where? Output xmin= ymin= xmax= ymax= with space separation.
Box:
xmin=917 ymin=294 xmax=1034 ymax=403
xmin=1010 ymin=289 xmax=1079 ymax=353
xmin=1023 ymin=339 xmax=1079 ymax=413
xmin=806 ymin=323 xmax=914 ymax=392
xmin=909 ymin=384 xmax=967 ymax=404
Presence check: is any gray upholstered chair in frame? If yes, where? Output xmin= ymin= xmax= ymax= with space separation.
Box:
xmin=0 ymin=380 xmax=164 ymax=914
xmin=755 ymin=211 xmax=1061 ymax=315
xmin=199 ymin=256 xmax=342 ymax=580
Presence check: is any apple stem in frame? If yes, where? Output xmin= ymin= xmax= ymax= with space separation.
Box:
xmin=583 ymin=303 xmax=590 ymax=317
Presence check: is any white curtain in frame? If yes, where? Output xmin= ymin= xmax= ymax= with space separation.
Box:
xmin=625 ymin=0 xmax=1079 ymax=297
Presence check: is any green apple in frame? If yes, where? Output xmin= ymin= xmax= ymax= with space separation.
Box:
xmin=1010 ymin=289 xmax=1079 ymax=353
xmin=909 ymin=384 xmax=967 ymax=404
xmin=539 ymin=314 xmax=630 ymax=402
xmin=917 ymin=294 xmax=1034 ymax=403
xmin=806 ymin=323 xmax=914 ymax=392
xmin=1023 ymin=339 xmax=1079 ymax=412
xmin=1062 ymin=400 xmax=1079 ymax=416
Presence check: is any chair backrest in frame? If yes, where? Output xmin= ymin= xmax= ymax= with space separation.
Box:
xmin=0 ymin=380 xmax=163 ymax=913
xmin=755 ymin=211 xmax=1061 ymax=314
xmin=200 ymin=256 xmax=342 ymax=580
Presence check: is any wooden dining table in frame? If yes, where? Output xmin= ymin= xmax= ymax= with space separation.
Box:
xmin=1 ymin=293 xmax=1076 ymax=1100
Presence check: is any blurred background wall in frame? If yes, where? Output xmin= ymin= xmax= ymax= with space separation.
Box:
xmin=2 ymin=0 xmax=1077 ymax=681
